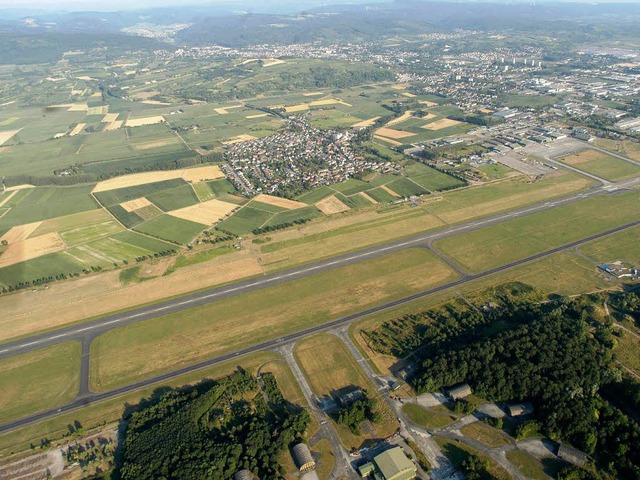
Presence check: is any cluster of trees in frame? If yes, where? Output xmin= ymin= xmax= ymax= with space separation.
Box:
xmin=335 ymin=393 xmax=380 ymax=435
xmin=118 ymin=369 xmax=310 ymax=479
xmin=134 ymin=249 xmax=177 ymax=262
xmin=447 ymin=114 xmax=503 ymax=127
xmin=251 ymin=218 xmax=311 ymax=235
xmin=261 ymin=373 xmax=284 ymax=405
xmin=0 ymin=270 xmax=86 ymax=294
xmin=461 ymin=454 xmax=493 ymax=480
xmin=405 ymin=290 xmax=639 ymax=479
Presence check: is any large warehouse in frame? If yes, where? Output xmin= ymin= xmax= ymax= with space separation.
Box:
xmin=358 ymin=446 xmax=417 ymax=480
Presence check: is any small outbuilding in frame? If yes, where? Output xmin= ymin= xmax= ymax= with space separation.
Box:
xmin=445 ymin=383 xmax=472 ymax=401
xmin=558 ymin=444 xmax=588 ymax=467
xmin=507 ymin=402 xmax=534 ymax=417
xmin=292 ymin=443 xmax=316 ymax=472
xmin=337 ymin=387 xmax=365 ymax=407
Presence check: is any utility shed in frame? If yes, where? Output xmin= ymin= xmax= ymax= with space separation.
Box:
xmin=292 ymin=443 xmax=316 ymax=472
xmin=445 ymin=383 xmax=472 ymax=401
xmin=558 ymin=444 xmax=588 ymax=467
xmin=373 ymin=447 xmax=417 ymax=480
xmin=233 ymin=469 xmax=253 ymax=480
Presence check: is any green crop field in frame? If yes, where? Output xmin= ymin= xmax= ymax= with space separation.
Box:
xmin=264 ymin=206 xmax=322 ymax=226
xmin=0 ymin=342 xmax=81 ymax=424
xmin=386 ymin=177 xmax=428 ymax=196
xmin=0 ymin=185 xmax=99 ymax=228
xmin=134 ymin=215 xmax=205 ymax=244
xmin=338 ymin=193 xmax=373 ymax=209
xmin=216 ymin=206 xmax=274 ymax=235
xmin=248 ymin=201 xmax=288 ymax=214
xmin=434 ymin=190 xmax=640 ymax=273
xmin=0 ymin=252 xmax=82 ymax=288
xmin=106 ymin=205 xmax=145 ymax=228
xmin=93 ymin=178 xmax=186 ymax=206
xmin=405 ymin=162 xmax=466 ymax=191
xmin=366 ymin=187 xmax=397 ymax=203
xmin=331 ymin=178 xmax=371 ymax=196
xmin=296 ymin=186 xmax=335 ymax=204
xmin=89 ymin=248 xmax=459 ymax=391
xmin=146 ymin=184 xmax=200 ymax=211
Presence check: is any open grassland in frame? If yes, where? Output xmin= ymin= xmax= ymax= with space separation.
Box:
xmin=506 ymin=450 xmax=563 ymax=480
xmin=435 ymin=437 xmax=511 ymax=480
xmin=402 ymin=403 xmax=456 ymax=429
xmin=351 ymin=250 xmax=612 ymax=375
xmin=0 ymin=342 xmax=80 ymax=425
xmin=578 ymin=225 xmax=640 ymax=265
xmin=0 ymin=185 xmax=99 ymax=229
xmin=133 ymin=214 xmax=205 ymax=244
xmin=559 ymin=149 xmax=640 ymax=181
xmin=404 ymin=162 xmax=466 ymax=191
xmin=434 ymin=190 xmax=640 ymax=273
xmin=460 ymin=422 xmax=511 ymax=447
xmin=425 ymin=171 xmax=592 ymax=224
xmin=615 ymin=333 xmax=640 ymax=376
xmin=294 ymin=334 xmax=398 ymax=449
xmin=89 ymin=248 xmax=459 ymax=391
xmin=0 ymin=351 xmax=282 ymax=459
xmin=260 ymin=208 xmax=445 ymax=270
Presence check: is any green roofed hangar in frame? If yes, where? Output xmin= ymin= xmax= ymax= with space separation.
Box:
xmin=358 ymin=446 xmax=417 ymax=480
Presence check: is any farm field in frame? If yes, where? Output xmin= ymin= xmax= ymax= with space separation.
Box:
xmin=559 ymin=149 xmax=640 ymax=181
xmin=294 ymin=334 xmax=399 ymax=449
xmin=0 ymin=351 xmax=283 ymax=459
xmin=89 ymin=248 xmax=460 ymax=391
xmin=0 ymin=342 xmax=81 ymax=425
xmin=433 ymin=190 xmax=640 ymax=273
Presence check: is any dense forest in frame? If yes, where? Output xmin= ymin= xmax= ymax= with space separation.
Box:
xmin=118 ymin=369 xmax=310 ymax=479
xmin=363 ymin=283 xmax=640 ymax=479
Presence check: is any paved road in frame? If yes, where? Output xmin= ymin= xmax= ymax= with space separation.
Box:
xmin=2 ymin=218 xmax=639 ymax=435
xmin=3 ymin=174 xmax=640 ymax=362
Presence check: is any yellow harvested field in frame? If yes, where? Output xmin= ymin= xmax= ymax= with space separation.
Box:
xmin=0 ymin=117 xmax=19 ymax=127
xmin=169 ymin=199 xmax=237 ymax=225
xmin=418 ymin=113 xmax=438 ymax=124
xmin=93 ymin=166 xmax=224 ymax=192
xmin=66 ymin=103 xmax=88 ymax=112
xmin=181 ymin=165 xmax=225 ymax=182
xmin=315 ymin=195 xmax=351 ymax=215
xmin=359 ymin=191 xmax=378 ymax=204
xmin=385 ymin=110 xmax=414 ymax=126
xmin=5 ymin=184 xmax=34 ymax=192
xmin=310 ymin=98 xmax=352 ymax=107
xmin=142 ymin=100 xmax=171 ymax=105
xmin=214 ymin=105 xmax=242 ymax=115
xmin=104 ymin=121 xmax=123 ymax=131
xmin=402 ymin=92 xmax=417 ymax=98
xmin=101 ymin=113 xmax=119 ymax=123
xmin=263 ymin=58 xmax=286 ymax=67
xmin=423 ymin=118 xmax=462 ymax=130
xmin=392 ymin=83 xmax=410 ymax=90
xmin=0 ymin=191 xmax=16 ymax=208
xmin=374 ymin=135 xmax=403 ymax=146
xmin=284 ymin=104 xmax=309 ymax=113
xmin=375 ymin=127 xmax=415 ymax=139
xmin=125 ymin=116 xmax=165 ymax=127
xmin=419 ymin=100 xmax=438 ymax=107
xmin=120 ymin=197 xmax=153 ymax=213
xmin=253 ymin=194 xmax=308 ymax=210
xmin=69 ymin=123 xmax=86 ymax=136
xmin=246 ymin=113 xmax=270 ymax=119
xmin=222 ymin=134 xmax=257 ymax=145
xmin=352 ymin=117 xmax=380 ymax=128
xmin=0 ymin=129 xmax=20 ymax=145
xmin=0 ymin=222 xmax=43 ymax=244
xmin=381 ymin=185 xmax=400 ymax=197
xmin=303 ymin=91 xmax=325 ymax=96
xmin=133 ymin=91 xmax=160 ymax=100
xmin=87 ymin=106 xmax=109 ymax=115
xmin=76 ymin=76 xmax=95 ymax=81
xmin=0 ymin=232 xmax=66 ymax=268
xmin=134 ymin=138 xmax=180 ymax=151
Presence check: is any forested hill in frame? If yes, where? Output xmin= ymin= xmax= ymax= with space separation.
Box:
xmin=118 ymin=369 xmax=310 ymax=479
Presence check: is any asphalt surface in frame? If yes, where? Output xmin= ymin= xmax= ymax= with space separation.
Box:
xmin=1 ymin=218 xmax=639 ymax=435
xmin=2 ymin=174 xmax=639 ymax=361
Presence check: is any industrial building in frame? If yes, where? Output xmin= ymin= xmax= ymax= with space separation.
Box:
xmin=292 ymin=443 xmax=316 ymax=472
xmin=358 ymin=446 xmax=417 ymax=480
